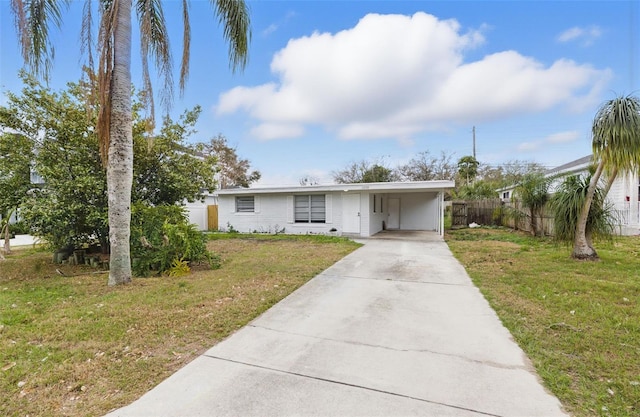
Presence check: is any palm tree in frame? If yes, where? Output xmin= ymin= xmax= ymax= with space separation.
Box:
xmin=550 ymin=172 xmax=616 ymax=245
xmin=513 ymin=172 xmax=551 ymax=237
xmin=573 ymin=95 xmax=640 ymax=260
xmin=10 ymin=0 xmax=250 ymax=284
xmin=457 ymin=155 xmax=479 ymax=186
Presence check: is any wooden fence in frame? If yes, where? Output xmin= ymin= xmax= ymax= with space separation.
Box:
xmin=451 ymin=199 xmax=555 ymax=235
xmin=452 ymin=199 xmax=504 ymax=227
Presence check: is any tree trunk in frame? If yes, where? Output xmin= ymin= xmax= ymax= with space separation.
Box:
xmin=602 ymin=167 xmax=618 ymax=197
xmin=2 ymin=221 xmax=11 ymax=255
xmin=529 ymin=208 xmax=537 ymax=236
xmin=586 ymin=228 xmax=594 ymax=249
xmin=572 ymin=160 xmax=604 ymax=260
xmin=108 ymin=0 xmax=133 ymax=286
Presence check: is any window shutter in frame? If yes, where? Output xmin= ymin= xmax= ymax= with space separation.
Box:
xmin=325 ymin=194 xmax=332 ymax=223
xmin=310 ymin=195 xmax=325 ymax=222
xmin=286 ymin=196 xmax=294 ymax=223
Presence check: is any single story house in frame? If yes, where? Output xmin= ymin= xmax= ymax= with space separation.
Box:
xmin=215 ymin=180 xmax=455 ymax=238
xmin=498 ymin=155 xmax=640 ymax=235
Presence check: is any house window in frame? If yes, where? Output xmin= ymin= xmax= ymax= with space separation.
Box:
xmin=236 ymin=196 xmax=255 ymax=212
xmin=502 ymin=191 xmax=510 ymax=200
xmin=295 ymin=195 xmax=325 ymax=223
xmin=373 ymin=195 xmax=377 ymax=213
xmin=381 ymin=197 xmax=383 ymax=213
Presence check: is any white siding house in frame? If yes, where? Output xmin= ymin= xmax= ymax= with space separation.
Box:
xmin=499 ymin=155 xmax=640 ymax=235
xmin=215 ymin=181 xmax=454 ymax=238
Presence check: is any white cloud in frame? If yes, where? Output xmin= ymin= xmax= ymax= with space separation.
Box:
xmin=261 ymin=11 xmax=297 ymax=37
xmin=262 ymin=24 xmax=278 ymax=37
xmin=517 ymin=130 xmax=581 ymax=153
xmin=249 ymin=123 xmax=304 ymax=141
xmin=217 ymin=12 xmax=611 ymax=141
xmin=557 ymin=26 xmax=603 ymax=46
xmin=546 ymin=131 xmax=580 ymax=143
xmin=517 ymin=141 xmax=541 ymax=152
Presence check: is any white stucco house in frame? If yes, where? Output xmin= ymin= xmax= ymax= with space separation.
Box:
xmin=214 ymin=181 xmax=455 ymax=238
xmin=499 ymin=155 xmax=640 ymax=235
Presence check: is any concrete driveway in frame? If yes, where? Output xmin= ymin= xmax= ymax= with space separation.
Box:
xmin=106 ymin=232 xmax=567 ymax=417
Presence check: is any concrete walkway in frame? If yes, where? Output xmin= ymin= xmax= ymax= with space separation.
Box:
xmin=4 ymin=234 xmax=39 ymax=247
xmin=106 ymin=232 xmax=567 ymax=417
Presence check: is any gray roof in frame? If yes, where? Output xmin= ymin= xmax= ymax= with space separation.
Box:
xmin=497 ymin=155 xmax=593 ymax=192
xmin=544 ymin=155 xmax=592 ymax=176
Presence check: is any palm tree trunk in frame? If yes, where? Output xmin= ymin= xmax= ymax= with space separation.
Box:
xmin=3 ymin=221 xmax=11 ymax=255
xmin=529 ymin=207 xmax=537 ymax=236
xmin=586 ymin=228 xmax=594 ymax=248
xmin=107 ymin=0 xmax=133 ymax=285
xmin=572 ymin=160 xmax=604 ymax=260
xmin=602 ymin=167 xmax=618 ymax=197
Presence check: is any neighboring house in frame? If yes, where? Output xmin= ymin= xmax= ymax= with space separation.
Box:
xmin=215 ymin=181 xmax=455 ymax=238
xmin=498 ymin=155 xmax=640 ymax=235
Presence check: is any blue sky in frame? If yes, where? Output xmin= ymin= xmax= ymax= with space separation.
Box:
xmin=1 ymin=1 xmax=638 ymax=186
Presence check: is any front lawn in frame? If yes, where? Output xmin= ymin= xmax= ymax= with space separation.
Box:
xmin=0 ymin=235 xmax=360 ymax=417
xmin=446 ymin=228 xmax=640 ymax=417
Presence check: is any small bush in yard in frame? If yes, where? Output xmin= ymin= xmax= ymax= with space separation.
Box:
xmin=168 ymin=257 xmax=191 ymax=277
xmin=130 ymin=204 xmax=218 ymax=277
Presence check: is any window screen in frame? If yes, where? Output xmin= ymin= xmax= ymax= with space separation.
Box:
xmin=294 ymin=195 xmax=325 ymax=223
xmin=236 ymin=196 xmax=255 ymax=212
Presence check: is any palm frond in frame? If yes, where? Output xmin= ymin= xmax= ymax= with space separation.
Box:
xmin=179 ymin=0 xmax=191 ymax=93
xmin=11 ymin=0 xmax=70 ymax=80
xmin=136 ymin=0 xmax=173 ymax=117
xmin=514 ymin=172 xmax=551 ymax=211
xmin=209 ymin=0 xmax=251 ymax=72
xmin=550 ymin=173 xmax=616 ymax=244
xmin=592 ymin=95 xmax=640 ymax=173
xmin=81 ymin=0 xmax=95 ymax=71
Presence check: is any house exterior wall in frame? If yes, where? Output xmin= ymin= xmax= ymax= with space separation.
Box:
xmin=184 ymin=202 xmax=208 ymax=231
xmin=609 ymin=174 xmax=626 ymax=204
xmin=613 ymin=171 xmax=640 ymax=233
xmin=218 ymin=190 xmax=442 ymax=237
xmin=396 ymin=192 xmax=438 ymax=230
xmin=212 ymin=181 xmax=455 ymax=238
xmin=183 ymin=194 xmax=218 ymax=231
xmin=219 ymin=192 xmax=344 ymax=235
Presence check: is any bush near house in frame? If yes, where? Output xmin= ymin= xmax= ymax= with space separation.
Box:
xmin=129 ymin=204 xmax=217 ymax=277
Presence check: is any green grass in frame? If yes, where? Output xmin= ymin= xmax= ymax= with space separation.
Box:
xmin=0 ymin=235 xmax=361 ymax=417
xmin=445 ymin=227 xmax=640 ymax=417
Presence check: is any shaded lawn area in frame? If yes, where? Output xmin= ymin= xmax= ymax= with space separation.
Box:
xmin=446 ymin=228 xmax=640 ymax=417
xmin=0 ymin=235 xmax=360 ymax=417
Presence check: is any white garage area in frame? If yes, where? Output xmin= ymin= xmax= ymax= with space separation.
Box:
xmin=216 ymin=181 xmax=454 ymax=238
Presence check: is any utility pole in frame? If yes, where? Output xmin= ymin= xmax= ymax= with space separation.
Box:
xmin=472 ymin=126 xmax=476 ymax=159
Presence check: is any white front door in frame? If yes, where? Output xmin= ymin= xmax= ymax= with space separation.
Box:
xmin=342 ymin=193 xmax=361 ymax=234
xmin=387 ymin=198 xmax=400 ymax=229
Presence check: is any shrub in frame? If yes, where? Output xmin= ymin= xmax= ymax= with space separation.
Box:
xmin=168 ymin=258 xmax=191 ymax=277
xmin=130 ymin=204 xmax=218 ymax=277
xmin=9 ymin=220 xmax=30 ymax=235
